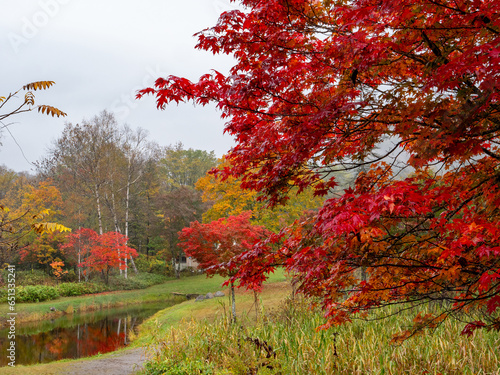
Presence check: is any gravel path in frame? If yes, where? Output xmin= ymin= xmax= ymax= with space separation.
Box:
xmin=60 ymin=348 xmax=146 ymax=375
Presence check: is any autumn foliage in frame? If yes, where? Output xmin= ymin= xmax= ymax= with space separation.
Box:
xmin=178 ymin=211 xmax=268 ymax=280
xmin=61 ymin=228 xmax=137 ymax=283
xmin=140 ymin=0 xmax=500 ymax=336
xmin=196 ymin=156 xmax=324 ymax=232
xmin=179 ymin=211 xmax=269 ymax=322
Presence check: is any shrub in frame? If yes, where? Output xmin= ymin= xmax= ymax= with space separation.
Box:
xmin=134 ymin=273 xmax=170 ymax=286
xmin=60 ymin=269 xmax=78 ymax=283
xmin=16 ymin=270 xmax=55 ymax=286
xmin=135 ymin=254 xmax=150 ymax=273
xmin=57 ymin=282 xmax=108 ymax=297
xmin=15 ymin=285 xmax=59 ymax=303
xmin=135 ymin=254 xmax=171 ymax=275
xmin=148 ymin=258 xmax=170 ymax=275
xmin=107 ymin=276 xmax=144 ymax=290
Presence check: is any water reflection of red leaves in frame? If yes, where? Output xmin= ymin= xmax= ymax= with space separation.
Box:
xmin=46 ymin=337 xmax=69 ymax=359
xmin=97 ymin=333 xmax=125 ymax=354
xmin=10 ymin=316 xmax=133 ymax=366
xmin=77 ymin=325 xmax=126 ymax=357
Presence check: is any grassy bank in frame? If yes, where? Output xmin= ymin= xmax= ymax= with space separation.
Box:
xmin=132 ymin=269 xmax=290 ymax=348
xmin=138 ymin=277 xmax=500 ymax=374
xmin=0 ymin=271 xmax=174 ymax=305
xmin=0 ymin=273 xmax=234 ymax=327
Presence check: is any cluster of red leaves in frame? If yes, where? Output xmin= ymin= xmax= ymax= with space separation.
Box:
xmin=178 ymin=211 xmax=269 ymax=284
xmin=61 ymin=228 xmax=137 ymax=273
xmin=140 ymin=0 xmax=500 ymax=337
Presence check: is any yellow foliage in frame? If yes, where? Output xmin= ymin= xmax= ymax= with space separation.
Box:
xmin=1 ymin=81 xmax=66 ymax=121
xmin=24 ymin=91 xmax=35 ymax=106
xmin=196 ymin=156 xmax=324 ymax=232
xmin=32 ymin=222 xmax=71 ymax=235
xmin=37 ymin=105 xmax=67 ymax=117
xmin=22 ymin=80 xmax=55 ymax=91
xmin=50 ymin=260 xmax=68 ymax=279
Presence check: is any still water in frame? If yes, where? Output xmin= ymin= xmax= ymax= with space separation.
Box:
xmin=0 ymin=302 xmax=173 ymax=366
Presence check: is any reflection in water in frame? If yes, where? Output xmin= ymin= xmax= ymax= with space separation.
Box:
xmin=0 ymin=303 xmax=171 ymax=366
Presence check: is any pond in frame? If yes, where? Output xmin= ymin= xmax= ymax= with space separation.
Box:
xmin=0 ymin=302 xmax=175 ymax=367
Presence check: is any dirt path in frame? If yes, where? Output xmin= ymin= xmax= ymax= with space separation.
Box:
xmin=60 ymin=348 xmax=146 ymax=375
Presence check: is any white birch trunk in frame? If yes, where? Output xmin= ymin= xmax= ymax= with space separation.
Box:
xmin=125 ymin=157 xmax=138 ymax=275
xmin=110 ymin=192 xmax=123 ymax=276
xmin=95 ymin=185 xmax=103 ymax=235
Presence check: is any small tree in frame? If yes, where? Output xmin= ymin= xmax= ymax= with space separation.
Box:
xmin=61 ymin=229 xmax=137 ymax=284
xmin=84 ymin=232 xmax=138 ymax=285
xmin=178 ymin=211 xmax=269 ymax=322
xmin=19 ymin=230 xmax=67 ymax=272
xmin=61 ymin=228 xmax=99 ymax=282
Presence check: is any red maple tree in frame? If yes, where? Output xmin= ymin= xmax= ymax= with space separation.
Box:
xmin=60 ymin=228 xmax=99 ymax=282
xmin=62 ymin=229 xmax=137 ymax=284
xmin=140 ymin=0 xmax=500 ymax=337
xmin=178 ymin=211 xmax=269 ymax=321
xmin=85 ymin=232 xmax=138 ymax=284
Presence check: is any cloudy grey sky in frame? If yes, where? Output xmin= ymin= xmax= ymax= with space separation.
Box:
xmin=0 ymin=0 xmax=237 ymax=172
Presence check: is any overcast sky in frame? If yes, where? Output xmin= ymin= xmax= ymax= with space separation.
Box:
xmin=0 ymin=0 xmax=237 ymax=173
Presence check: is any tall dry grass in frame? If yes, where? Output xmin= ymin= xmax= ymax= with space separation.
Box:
xmin=142 ymin=296 xmax=500 ymax=374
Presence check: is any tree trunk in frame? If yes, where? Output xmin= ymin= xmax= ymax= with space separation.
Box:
xmin=231 ymin=282 xmax=236 ymax=324
xmin=110 ymin=192 xmax=124 ymax=277
xmin=123 ymin=159 xmax=130 ymax=278
xmin=124 ymin=164 xmax=138 ymax=275
xmin=176 ymin=256 xmax=181 ymax=279
xmin=254 ymin=290 xmax=259 ymax=322
xmin=129 ymin=255 xmax=137 ymax=274
xmin=95 ymin=185 xmax=103 ymax=235
xmin=77 ymin=242 xmax=81 ymax=283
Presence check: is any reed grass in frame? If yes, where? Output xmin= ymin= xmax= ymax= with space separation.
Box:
xmin=141 ymin=295 xmax=500 ymax=375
